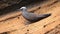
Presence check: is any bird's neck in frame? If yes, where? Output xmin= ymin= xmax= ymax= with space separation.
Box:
xmin=22 ymin=10 xmax=29 ymax=13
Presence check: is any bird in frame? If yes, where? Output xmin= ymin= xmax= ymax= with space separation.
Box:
xmin=20 ymin=7 xmax=51 ymax=24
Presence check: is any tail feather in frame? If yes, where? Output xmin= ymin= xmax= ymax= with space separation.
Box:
xmin=38 ymin=13 xmax=51 ymax=18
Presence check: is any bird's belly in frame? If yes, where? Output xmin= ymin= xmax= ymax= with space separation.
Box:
xmin=22 ymin=13 xmax=30 ymax=19
xmin=23 ymin=14 xmax=39 ymax=22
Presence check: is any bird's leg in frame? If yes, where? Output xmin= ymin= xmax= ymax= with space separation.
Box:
xmin=25 ymin=21 xmax=31 ymax=25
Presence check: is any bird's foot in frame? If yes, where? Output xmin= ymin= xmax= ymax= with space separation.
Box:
xmin=25 ymin=21 xmax=31 ymax=25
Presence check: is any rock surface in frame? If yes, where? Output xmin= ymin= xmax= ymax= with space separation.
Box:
xmin=0 ymin=0 xmax=60 ymax=34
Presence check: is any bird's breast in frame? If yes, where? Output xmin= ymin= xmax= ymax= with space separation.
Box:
xmin=22 ymin=12 xmax=30 ymax=19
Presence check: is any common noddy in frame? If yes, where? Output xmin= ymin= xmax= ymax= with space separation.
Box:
xmin=20 ymin=7 xmax=51 ymax=24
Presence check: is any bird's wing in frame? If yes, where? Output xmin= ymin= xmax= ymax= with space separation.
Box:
xmin=27 ymin=13 xmax=38 ymax=19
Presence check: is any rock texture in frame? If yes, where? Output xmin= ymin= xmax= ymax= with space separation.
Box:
xmin=0 ymin=0 xmax=22 ymax=9
xmin=0 ymin=0 xmax=60 ymax=34
xmin=0 ymin=0 xmax=43 ymax=15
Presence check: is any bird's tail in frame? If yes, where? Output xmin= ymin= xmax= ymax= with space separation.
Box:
xmin=43 ymin=13 xmax=51 ymax=17
xmin=38 ymin=13 xmax=51 ymax=19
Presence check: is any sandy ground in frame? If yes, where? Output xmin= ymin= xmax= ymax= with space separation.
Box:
xmin=0 ymin=0 xmax=60 ymax=34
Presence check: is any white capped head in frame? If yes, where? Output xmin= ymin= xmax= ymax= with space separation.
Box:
xmin=20 ymin=7 xmax=27 ymax=11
